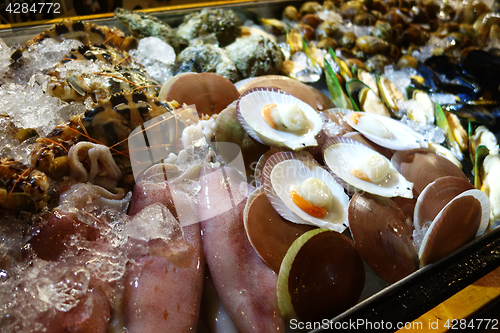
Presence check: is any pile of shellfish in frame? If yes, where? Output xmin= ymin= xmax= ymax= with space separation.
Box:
xmin=0 ymin=1 xmax=499 ymax=332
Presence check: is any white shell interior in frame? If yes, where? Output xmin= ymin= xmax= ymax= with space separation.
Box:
xmin=345 ymin=111 xmax=428 ymax=150
xmin=324 ymin=140 xmax=414 ymax=198
xmin=418 ymin=189 xmax=491 ymax=259
xmin=237 ymin=88 xmax=323 ymax=150
xmin=264 ymin=159 xmax=350 ymax=232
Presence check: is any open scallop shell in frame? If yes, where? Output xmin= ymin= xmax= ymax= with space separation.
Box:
xmin=349 ymin=192 xmax=418 ymax=283
xmin=345 ymin=111 xmax=428 ymax=150
xmin=323 ymin=137 xmax=414 ymax=198
xmin=392 ymin=148 xmax=468 ymax=197
xmin=418 ymin=189 xmax=490 ymax=266
xmin=243 ymin=187 xmax=315 ymax=273
xmin=261 ymin=151 xmax=350 ymax=231
xmin=236 ymin=87 xmax=323 ymax=150
xmin=277 ymin=229 xmax=365 ymax=322
xmin=254 ymin=147 xmax=291 ymax=188
xmin=413 ymin=176 xmax=475 ymax=232
xmin=236 ymin=75 xmax=335 ymax=111
xmin=344 ymin=132 xmax=394 ymax=159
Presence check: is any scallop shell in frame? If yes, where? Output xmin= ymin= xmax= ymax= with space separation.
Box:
xmin=213 ymin=101 xmax=268 ymax=178
xmin=243 ymin=187 xmax=315 ymax=273
xmin=236 ymin=75 xmax=335 ymax=111
xmin=277 ymin=229 xmax=365 ymax=322
xmin=261 ymin=151 xmax=350 ymax=231
xmin=419 ymin=189 xmax=490 ymax=266
xmin=345 ymin=111 xmax=428 ymax=150
xmin=236 ymin=87 xmax=323 ymax=150
xmin=349 ymin=192 xmax=418 ymax=283
xmin=323 ymin=137 xmax=414 ymax=198
xmin=254 ymin=147 xmax=289 ymax=188
xmin=392 ymin=148 xmax=468 ymax=197
xmin=344 ymin=132 xmax=394 ymax=159
xmin=413 ymin=176 xmax=475 ymax=232
xmin=164 ymin=72 xmax=240 ymax=115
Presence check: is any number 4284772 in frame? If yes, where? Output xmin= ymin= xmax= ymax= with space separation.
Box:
xmin=5 ymin=2 xmax=61 ymax=14
xmin=444 ymin=318 xmax=499 ymax=330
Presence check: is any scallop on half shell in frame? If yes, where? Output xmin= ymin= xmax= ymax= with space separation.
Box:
xmin=236 ymin=87 xmax=323 ymax=150
xmin=261 ymin=151 xmax=350 ymax=232
xmin=323 ymin=137 xmax=414 ymax=198
xmin=345 ymin=111 xmax=428 ymax=150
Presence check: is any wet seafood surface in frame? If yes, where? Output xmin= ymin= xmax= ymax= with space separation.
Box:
xmin=0 ymin=1 xmax=500 ymax=332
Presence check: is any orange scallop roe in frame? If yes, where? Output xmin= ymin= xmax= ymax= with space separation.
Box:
xmin=351 ymin=169 xmax=372 ymax=183
xmin=261 ymin=103 xmax=278 ymax=129
xmin=290 ymin=190 xmax=327 ymax=218
xmin=350 ymin=112 xmax=361 ymax=125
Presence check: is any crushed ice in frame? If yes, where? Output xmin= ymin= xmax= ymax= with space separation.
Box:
xmin=3 ymin=38 xmax=83 ymax=84
xmin=413 ymin=221 xmax=432 ymax=252
xmin=125 ymin=203 xmax=183 ymax=243
xmin=128 ymin=36 xmax=175 ymax=84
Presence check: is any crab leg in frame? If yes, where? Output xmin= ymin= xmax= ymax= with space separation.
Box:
xmin=199 ymin=165 xmax=285 ymax=332
xmin=125 ymin=177 xmax=205 ymax=332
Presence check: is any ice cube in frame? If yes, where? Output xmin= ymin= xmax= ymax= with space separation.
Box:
xmin=0 ymin=74 xmax=77 ymax=138
xmin=84 ymin=252 xmax=126 ymax=282
xmin=352 ymin=25 xmax=372 ymax=38
xmin=138 ymin=36 xmax=176 ymax=64
xmin=0 ymin=38 xmax=12 ymax=80
xmin=413 ymin=220 xmax=431 ymax=252
xmin=125 ymin=203 xmax=184 ymax=244
xmin=430 ymin=93 xmax=458 ymax=105
xmin=129 ymin=45 xmax=175 ymax=83
xmin=36 ymin=266 xmax=90 ymax=312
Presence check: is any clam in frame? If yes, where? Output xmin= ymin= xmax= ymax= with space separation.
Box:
xmin=236 ymin=87 xmax=323 ymax=150
xmin=397 ymin=55 xmax=418 ymax=69
xmin=428 ymin=142 xmax=462 ymax=169
xmin=480 ymin=154 xmax=500 ymax=225
xmin=406 ymin=90 xmax=435 ymax=125
xmin=340 ymin=1 xmax=368 ymax=19
xmin=283 ymin=5 xmax=299 ymax=20
xmin=470 ymin=125 xmax=499 ymax=162
xmin=357 ymin=69 xmax=378 ymax=94
xmin=445 ymin=111 xmax=469 ymax=152
xmin=356 ymin=36 xmax=390 ymax=55
xmin=377 ymin=75 xmax=406 ymax=116
xmin=162 ymin=72 xmax=240 ymax=116
xmin=323 ymin=136 xmax=414 ymax=198
xmin=346 ymin=79 xmax=391 ymax=116
xmin=371 ymin=20 xmax=393 ymax=42
xmin=243 ymin=187 xmax=315 ymax=273
xmin=261 ymin=151 xmax=350 ymax=231
xmin=365 ymin=54 xmax=392 ymax=72
xmin=349 ymin=192 xmax=418 ymax=283
xmin=277 ymin=228 xmax=365 ymax=322
xmin=435 ymin=103 xmax=463 ymax=159
xmin=345 ymin=111 xmax=427 ymax=150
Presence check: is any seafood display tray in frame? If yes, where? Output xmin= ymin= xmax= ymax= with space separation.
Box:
xmin=326 ymin=226 xmax=500 ymax=331
xmin=2 ymin=0 xmax=499 ymax=331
